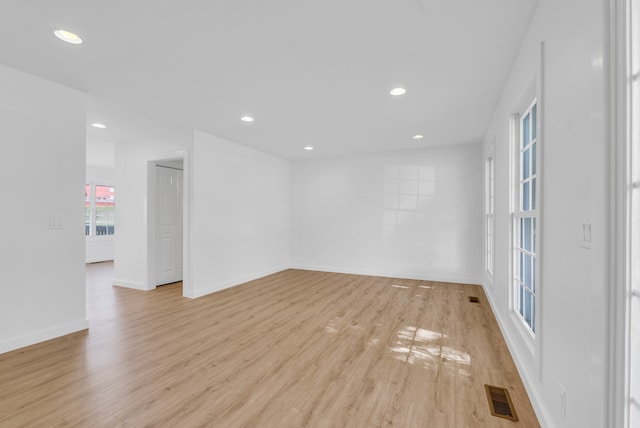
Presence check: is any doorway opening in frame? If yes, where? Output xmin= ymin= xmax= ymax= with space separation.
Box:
xmin=155 ymin=160 xmax=183 ymax=287
xmin=146 ymin=153 xmax=190 ymax=297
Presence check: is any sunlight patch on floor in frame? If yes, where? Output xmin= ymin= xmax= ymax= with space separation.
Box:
xmin=390 ymin=326 xmax=470 ymax=375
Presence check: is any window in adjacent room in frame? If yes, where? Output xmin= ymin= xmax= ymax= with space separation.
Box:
xmin=85 ymin=184 xmax=91 ymax=236
xmin=85 ymin=184 xmax=115 ymax=236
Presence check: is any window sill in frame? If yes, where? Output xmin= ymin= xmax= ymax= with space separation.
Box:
xmin=86 ymin=235 xmax=115 ymax=242
xmin=510 ymin=310 xmax=535 ymax=357
xmin=482 ymin=273 xmax=495 ymax=293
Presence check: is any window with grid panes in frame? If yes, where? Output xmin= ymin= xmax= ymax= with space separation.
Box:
xmin=486 ymin=156 xmax=495 ymax=276
xmin=514 ymin=99 xmax=538 ymax=334
xmin=85 ymin=184 xmax=115 ymax=236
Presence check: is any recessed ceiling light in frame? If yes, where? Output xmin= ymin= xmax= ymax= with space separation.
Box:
xmin=304 ymin=146 xmax=314 ymax=151
xmin=412 ymin=134 xmax=424 ymax=139
xmin=240 ymin=116 xmax=254 ymax=122
xmin=390 ymin=87 xmax=406 ymax=96
xmin=91 ymin=123 xmax=107 ymax=129
xmin=53 ymin=29 xmax=83 ymax=45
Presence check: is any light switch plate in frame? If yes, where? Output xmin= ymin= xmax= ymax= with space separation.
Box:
xmin=579 ymin=218 xmax=591 ymax=249
xmin=49 ymin=216 xmax=65 ymax=229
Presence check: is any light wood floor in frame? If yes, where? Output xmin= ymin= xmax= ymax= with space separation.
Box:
xmin=0 ymin=263 xmax=539 ymax=427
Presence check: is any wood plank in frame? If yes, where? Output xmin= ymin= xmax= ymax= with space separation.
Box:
xmin=0 ymin=262 xmax=539 ymax=427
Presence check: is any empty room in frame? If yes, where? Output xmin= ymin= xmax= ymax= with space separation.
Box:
xmin=0 ymin=0 xmax=638 ymax=427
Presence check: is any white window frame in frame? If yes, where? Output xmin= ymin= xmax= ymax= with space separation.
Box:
xmin=512 ymin=98 xmax=539 ymax=339
xmin=485 ymin=152 xmax=496 ymax=278
xmin=85 ymin=182 xmax=115 ymax=239
xmin=617 ymin=1 xmax=640 ymax=427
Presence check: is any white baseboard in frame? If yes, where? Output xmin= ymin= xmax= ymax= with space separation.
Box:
xmin=0 ymin=319 xmax=89 ymax=355
xmin=290 ymin=264 xmax=482 ymax=285
xmin=481 ymin=280 xmax=553 ymax=428
xmin=112 ymin=278 xmax=147 ymax=290
xmin=186 ymin=266 xmax=289 ymax=299
xmin=185 ymin=265 xmax=480 ymax=299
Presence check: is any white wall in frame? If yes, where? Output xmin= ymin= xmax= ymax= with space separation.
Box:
xmin=86 ymin=166 xmax=115 ymax=263
xmin=290 ymin=144 xmax=483 ymax=284
xmin=0 ymin=64 xmax=87 ymax=353
xmin=482 ymin=0 xmax=608 ymax=427
xmin=188 ymin=130 xmax=290 ymax=298
xmin=86 ymin=141 xmax=115 ymax=170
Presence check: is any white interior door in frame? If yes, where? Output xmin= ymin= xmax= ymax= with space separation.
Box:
xmin=156 ymin=165 xmax=183 ymax=285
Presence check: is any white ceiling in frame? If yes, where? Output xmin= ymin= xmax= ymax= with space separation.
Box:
xmin=0 ymin=0 xmax=538 ymax=160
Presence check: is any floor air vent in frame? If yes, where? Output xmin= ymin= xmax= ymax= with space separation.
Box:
xmin=469 ymin=296 xmax=480 ymax=303
xmin=484 ymin=384 xmax=518 ymax=421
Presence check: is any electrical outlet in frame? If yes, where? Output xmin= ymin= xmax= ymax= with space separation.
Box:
xmin=558 ymin=382 xmax=567 ymax=418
